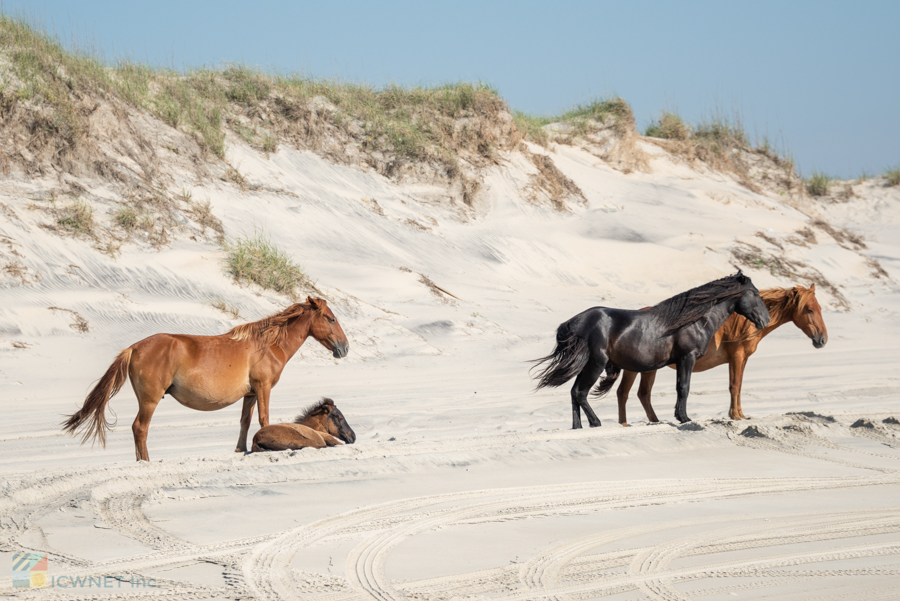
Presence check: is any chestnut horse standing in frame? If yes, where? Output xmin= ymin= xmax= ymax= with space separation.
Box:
xmin=251 ymin=398 xmax=356 ymax=452
xmin=63 ymin=297 xmax=349 ymax=461
xmin=616 ymin=285 xmax=827 ymax=425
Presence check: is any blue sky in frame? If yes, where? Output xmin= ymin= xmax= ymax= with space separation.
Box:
xmin=5 ymin=0 xmax=898 ymax=178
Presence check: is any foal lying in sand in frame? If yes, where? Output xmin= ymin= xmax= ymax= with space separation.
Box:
xmin=251 ymin=398 xmax=356 ymax=452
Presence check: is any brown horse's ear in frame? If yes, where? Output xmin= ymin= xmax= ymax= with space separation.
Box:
xmin=322 ymin=398 xmax=335 ymax=408
xmin=307 ymin=296 xmax=321 ymax=311
xmin=809 ymin=283 xmax=816 ymax=293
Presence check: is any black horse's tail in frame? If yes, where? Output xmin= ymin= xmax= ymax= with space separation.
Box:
xmin=530 ymin=324 xmax=591 ymax=389
xmin=591 ymin=362 xmax=621 ymax=398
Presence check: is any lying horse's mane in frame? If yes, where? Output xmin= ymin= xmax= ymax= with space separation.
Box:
xmin=650 ymin=272 xmax=751 ymax=335
xmin=294 ymin=398 xmax=334 ymax=424
xmin=722 ymin=286 xmax=813 ymax=340
xmin=229 ymin=302 xmax=315 ymax=349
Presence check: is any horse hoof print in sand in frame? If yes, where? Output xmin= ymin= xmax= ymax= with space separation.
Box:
xmin=251 ymin=398 xmax=356 ymax=452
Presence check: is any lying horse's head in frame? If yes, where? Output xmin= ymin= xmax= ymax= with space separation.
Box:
xmin=295 ymin=398 xmax=356 ymax=444
xmin=307 ymin=297 xmax=350 ymax=358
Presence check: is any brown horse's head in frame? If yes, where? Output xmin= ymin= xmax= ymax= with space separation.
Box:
xmin=306 ymin=297 xmax=350 ymax=358
xmin=295 ymin=398 xmax=356 ymax=444
xmin=791 ymin=284 xmax=828 ymax=348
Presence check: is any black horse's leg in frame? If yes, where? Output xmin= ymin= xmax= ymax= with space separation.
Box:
xmin=674 ymin=354 xmax=698 ymax=423
xmin=570 ymin=356 xmax=605 ymax=429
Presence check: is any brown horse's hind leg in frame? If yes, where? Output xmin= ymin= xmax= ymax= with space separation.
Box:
xmin=235 ymin=395 xmax=256 ymax=453
xmin=131 ymin=392 xmax=162 ymax=461
xmin=617 ymin=371 xmax=637 ymax=426
xmin=637 ymin=370 xmax=660 ymax=423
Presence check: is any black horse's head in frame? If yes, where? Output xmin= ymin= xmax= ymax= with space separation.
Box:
xmin=733 ymin=271 xmax=770 ymax=330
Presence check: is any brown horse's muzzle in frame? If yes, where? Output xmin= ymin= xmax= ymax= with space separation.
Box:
xmin=812 ymin=333 xmax=827 ymax=348
xmin=333 ymin=341 xmax=350 ymax=359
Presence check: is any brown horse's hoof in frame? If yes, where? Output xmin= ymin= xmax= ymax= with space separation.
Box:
xmin=620 ymin=422 xmax=630 ymax=427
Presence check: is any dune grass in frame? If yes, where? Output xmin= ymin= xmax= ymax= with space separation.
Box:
xmin=885 ymin=167 xmax=900 ymax=187
xmin=226 ymin=233 xmax=308 ymax=295
xmin=644 ymin=112 xmax=688 ymax=141
xmin=56 ymin=200 xmax=94 ymax=236
xmin=514 ymin=97 xmax=634 ymax=145
xmin=805 ymin=172 xmax=830 ymax=197
xmin=0 ymin=16 xmax=507 ymax=165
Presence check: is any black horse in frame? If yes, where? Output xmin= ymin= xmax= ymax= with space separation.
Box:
xmin=532 ymin=272 xmax=770 ymax=428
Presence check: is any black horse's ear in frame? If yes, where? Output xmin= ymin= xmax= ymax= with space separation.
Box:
xmin=735 ymin=269 xmax=748 ymax=284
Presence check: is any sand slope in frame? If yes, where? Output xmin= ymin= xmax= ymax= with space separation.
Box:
xmin=1 ymin=133 xmax=899 ymax=600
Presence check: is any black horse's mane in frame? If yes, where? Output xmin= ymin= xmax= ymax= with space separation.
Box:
xmin=649 ymin=271 xmax=750 ymax=334
xmin=294 ymin=398 xmax=334 ymax=423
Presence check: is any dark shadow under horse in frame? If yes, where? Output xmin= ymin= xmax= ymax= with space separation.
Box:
xmin=531 ymin=272 xmax=770 ymax=428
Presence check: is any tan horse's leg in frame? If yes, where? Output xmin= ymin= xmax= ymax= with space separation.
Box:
xmin=131 ymin=392 xmax=162 ymax=461
xmin=637 ymin=371 xmax=660 ymax=423
xmin=235 ymin=395 xmax=256 ymax=453
xmin=617 ymin=371 xmax=637 ymax=426
xmin=319 ymin=432 xmax=343 ymax=447
xmin=729 ymin=353 xmax=750 ymax=420
xmin=255 ymin=383 xmax=272 ymax=428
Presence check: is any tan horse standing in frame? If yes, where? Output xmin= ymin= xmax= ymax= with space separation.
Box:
xmin=251 ymin=398 xmax=356 ymax=452
xmin=617 ymin=285 xmax=828 ymax=425
xmin=63 ymin=297 xmax=349 ymax=461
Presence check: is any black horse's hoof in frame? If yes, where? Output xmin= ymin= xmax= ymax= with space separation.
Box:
xmin=589 ymin=421 xmax=602 ymax=428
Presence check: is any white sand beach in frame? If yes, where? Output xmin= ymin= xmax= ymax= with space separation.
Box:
xmin=2 ymin=117 xmax=899 ymax=601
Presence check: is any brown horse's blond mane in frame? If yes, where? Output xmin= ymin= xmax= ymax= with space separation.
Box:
xmin=722 ymin=286 xmax=813 ymax=341
xmin=228 ymin=302 xmax=315 ymax=349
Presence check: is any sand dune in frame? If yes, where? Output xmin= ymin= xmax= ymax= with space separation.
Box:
xmin=1 ymin=126 xmax=899 ymax=600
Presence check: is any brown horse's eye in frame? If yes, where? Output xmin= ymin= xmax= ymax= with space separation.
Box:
xmin=327 ymin=317 xmax=335 ymax=323
xmin=806 ymin=308 xmax=814 ymax=314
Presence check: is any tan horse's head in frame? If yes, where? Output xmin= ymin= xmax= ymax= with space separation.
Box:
xmin=295 ymin=398 xmax=356 ymax=444
xmin=307 ymin=297 xmax=350 ymax=358
xmin=791 ymin=284 xmax=828 ymax=348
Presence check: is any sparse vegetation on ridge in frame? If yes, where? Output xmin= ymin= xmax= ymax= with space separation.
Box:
xmin=805 ymin=172 xmax=830 ymax=197
xmin=0 ymin=16 xmax=511 ymax=175
xmin=644 ymin=112 xmax=688 ymax=141
xmin=226 ymin=233 xmax=309 ymax=296
xmin=885 ymin=167 xmax=900 ymax=187
xmin=514 ymin=97 xmax=635 ymax=145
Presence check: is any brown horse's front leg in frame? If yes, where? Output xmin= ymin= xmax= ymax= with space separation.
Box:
xmin=637 ymin=370 xmax=660 ymax=423
xmin=728 ymin=354 xmax=749 ymax=420
xmin=617 ymin=371 xmax=637 ymax=426
xmin=255 ymin=384 xmax=272 ymax=428
xmin=235 ymin=395 xmax=256 ymax=453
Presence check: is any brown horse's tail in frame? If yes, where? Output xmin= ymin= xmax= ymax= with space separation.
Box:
xmin=591 ymin=362 xmax=622 ymax=398
xmin=530 ymin=326 xmax=591 ymax=389
xmin=62 ymin=348 xmax=133 ymax=447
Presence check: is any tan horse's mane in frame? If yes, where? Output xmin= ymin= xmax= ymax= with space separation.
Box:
xmin=228 ymin=302 xmax=315 ymax=349
xmin=722 ymin=286 xmax=814 ymax=341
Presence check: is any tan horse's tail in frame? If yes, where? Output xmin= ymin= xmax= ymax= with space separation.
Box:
xmin=62 ymin=348 xmax=133 ymax=447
